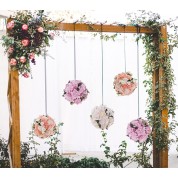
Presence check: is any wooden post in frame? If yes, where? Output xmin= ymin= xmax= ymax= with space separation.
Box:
xmin=153 ymin=26 xmax=168 ymax=168
xmin=7 ymin=70 xmax=21 ymax=168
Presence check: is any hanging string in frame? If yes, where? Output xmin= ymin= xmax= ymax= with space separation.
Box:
xmin=101 ymin=24 xmax=104 ymax=105
xmin=123 ymin=25 xmax=127 ymax=72
xmin=73 ymin=22 xmax=77 ymax=80
xmin=136 ymin=25 xmax=140 ymax=118
xmin=44 ymin=49 xmax=48 ymax=116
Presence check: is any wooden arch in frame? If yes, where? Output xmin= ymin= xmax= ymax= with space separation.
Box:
xmin=8 ymin=22 xmax=168 ymax=168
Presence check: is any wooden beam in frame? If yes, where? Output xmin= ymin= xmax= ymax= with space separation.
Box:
xmin=50 ymin=22 xmax=156 ymax=33
xmin=152 ymin=26 xmax=168 ymax=168
xmin=8 ymin=70 xmax=21 ymax=168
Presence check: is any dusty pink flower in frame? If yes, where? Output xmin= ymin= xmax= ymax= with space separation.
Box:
xmin=29 ymin=53 xmax=35 ymax=60
xmin=9 ymin=58 xmax=17 ymax=66
xmin=21 ymin=39 xmax=30 ymax=47
xmin=63 ymin=80 xmax=89 ymax=104
xmin=20 ymin=56 xmax=26 ymax=63
xmin=7 ymin=21 xmax=15 ymax=30
xmin=22 ymin=24 xmax=28 ymax=30
xmin=7 ymin=47 xmax=14 ymax=54
xmin=49 ymin=32 xmax=55 ymax=40
xmin=37 ymin=27 xmax=44 ymax=33
xmin=113 ymin=72 xmax=137 ymax=96
xmin=127 ymin=118 xmax=151 ymax=143
xmin=22 ymin=72 xmax=29 ymax=78
xmin=33 ymin=115 xmax=57 ymax=138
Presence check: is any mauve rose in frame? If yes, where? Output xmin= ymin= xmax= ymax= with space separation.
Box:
xmin=29 ymin=53 xmax=35 ymax=60
xmin=22 ymin=24 xmax=28 ymax=30
xmin=7 ymin=21 xmax=15 ymax=30
xmin=37 ymin=27 xmax=44 ymax=33
xmin=22 ymin=73 xmax=29 ymax=78
xmin=7 ymin=47 xmax=14 ymax=54
xmin=21 ymin=39 xmax=30 ymax=47
xmin=9 ymin=58 xmax=17 ymax=66
xmin=20 ymin=56 xmax=26 ymax=63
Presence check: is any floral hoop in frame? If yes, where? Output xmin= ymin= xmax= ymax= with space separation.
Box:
xmin=63 ymin=80 xmax=89 ymax=104
xmin=90 ymin=105 xmax=114 ymax=130
xmin=33 ymin=115 xmax=57 ymax=139
xmin=127 ymin=117 xmax=151 ymax=143
xmin=113 ymin=72 xmax=137 ymax=96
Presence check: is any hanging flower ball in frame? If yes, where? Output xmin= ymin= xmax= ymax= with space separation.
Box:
xmin=33 ymin=115 xmax=57 ymax=139
xmin=127 ymin=118 xmax=151 ymax=143
xmin=63 ymin=80 xmax=89 ymax=104
xmin=90 ymin=105 xmax=114 ymax=130
xmin=113 ymin=72 xmax=137 ymax=96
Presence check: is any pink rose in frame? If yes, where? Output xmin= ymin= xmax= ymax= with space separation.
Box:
xmin=7 ymin=21 xmax=15 ymax=30
xmin=9 ymin=58 xmax=17 ymax=66
xmin=37 ymin=27 xmax=44 ymax=33
xmin=20 ymin=56 xmax=26 ymax=63
xmin=22 ymin=72 xmax=29 ymax=78
xmin=22 ymin=24 xmax=28 ymax=30
xmin=21 ymin=39 xmax=30 ymax=47
xmin=7 ymin=47 xmax=14 ymax=54
xmin=29 ymin=53 xmax=35 ymax=60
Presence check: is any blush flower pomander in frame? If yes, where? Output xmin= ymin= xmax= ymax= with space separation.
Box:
xmin=63 ymin=80 xmax=89 ymax=104
xmin=127 ymin=118 xmax=151 ymax=143
xmin=113 ymin=72 xmax=137 ymax=96
xmin=33 ymin=115 xmax=57 ymax=139
xmin=90 ymin=105 xmax=114 ymax=130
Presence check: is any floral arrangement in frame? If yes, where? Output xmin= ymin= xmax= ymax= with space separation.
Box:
xmin=127 ymin=118 xmax=151 ymax=143
xmin=32 ymin=115 xmax=57 ymax=139
xmin=1 ymin=10 xmax=55 ymax=77
xmin=113 ymin=72 xmax=137 ymax=96
xmin=63 ymin=80 xmax=89 ymax=104
xmin=90 ymin=105 xmax=114 ymax=130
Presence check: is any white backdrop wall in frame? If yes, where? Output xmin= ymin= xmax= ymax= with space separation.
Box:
xmin=0 ymin=30 xmax=178 ymax=154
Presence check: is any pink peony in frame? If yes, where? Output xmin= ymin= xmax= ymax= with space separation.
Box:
xmin=21 ymin=39 xmax=30 ymax=47
xmin=127 ymin=118 xmax=151 ymax=143
xmin=7 ymin=47 xmax=14 ymax=54
xmin=9 ymin=58 xmax=17 ymax=66
xmin=63 ymin=80 xmax=89 ymax=104
xmin=113 ymin=72 xmax=137 ymax=96
xmin=22 ymin=72 xmax=29 ymax=78
xmin=37 ymin=27 xmax=44 ymax=33
xmin=33 ymin=115 xmax=57 ymax=139
xmin=7 ymin=21 xmax=15 ymax=30
xmin=29 ymin=53 xmax=35 ymax=60
xmin=22 ymin=24 xmax=28 ymax=30
xmin=20 ymin=56 xmax=26 ymax=63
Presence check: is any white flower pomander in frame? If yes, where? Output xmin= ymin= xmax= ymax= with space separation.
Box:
xmin=90 ymin=105 xmax=114 ymax=130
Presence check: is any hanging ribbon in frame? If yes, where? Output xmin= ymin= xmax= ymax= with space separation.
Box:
xmin=101 ymin=24 xmax=104 ymax=105
xmin=124 ymin=25 xmax=127 ymax=73
xmin=73 ymin=22 xmax=77 ymax=80
xmin=136 ymin=25 xmax=140 ymax=118
xmin=44 ymin=49 xmax=48 ymax=116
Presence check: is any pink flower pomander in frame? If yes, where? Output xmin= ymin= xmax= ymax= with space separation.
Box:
xmin=9 ymin=58 xmax=17 ymax=66
xmin=113 ymin=72 xmax=137 ymax=96
xmin=7 ymin=47 xmax=14 ymax=54
xmin=21 ymin=39 xmax=30 ymax=47
xmin=63 ymin=80 xmax=89 ymax=104
xmin=90 ymin=105 xmax=114 ymax=130
xmin=33 ymin=115 xmax=57 ymax=139
xmin=37 ymin=27 xmax=44 ymax=33
xmin=22 ymin=72 xmax=29 ymax=78
xmin=127 ymin=118 xmax=151 ymax=143
xmin=7 ymin=20 xmax=15 ymax=30
xmin=22 ymin=24 xmax=28 ymax=30
xmin=20 ymin=56 xmax=26 ymax=63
